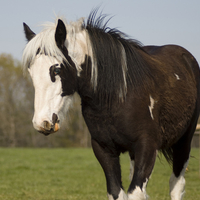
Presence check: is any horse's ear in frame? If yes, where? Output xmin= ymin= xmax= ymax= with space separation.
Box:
xmin=55 ymin=19 xmax=67 ymax=49
xmin=23 ymin=23 xmax=36 ymax=41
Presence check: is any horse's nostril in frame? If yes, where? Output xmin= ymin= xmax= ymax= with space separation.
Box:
xmin=43 ymin=120 xmax=51 ymax=130
xmin=52 ymin=113 xmax=58 ymax=124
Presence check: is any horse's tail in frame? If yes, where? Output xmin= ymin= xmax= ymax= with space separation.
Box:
xmin=161 ymin=148 xmax=173 ymax=165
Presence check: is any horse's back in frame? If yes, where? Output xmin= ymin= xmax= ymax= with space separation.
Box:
xmin=143 ymin=44 xmax=200 ymax=79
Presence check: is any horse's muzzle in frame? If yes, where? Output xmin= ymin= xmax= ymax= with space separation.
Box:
xmin=38 ymin=121 xmax=60 ymax=136
xmin=37 ymin=113 xmax=60 ymax=136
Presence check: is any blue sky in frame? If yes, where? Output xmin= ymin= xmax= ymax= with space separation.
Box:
xmin=1 ymin=0 xmax=200 ymax=64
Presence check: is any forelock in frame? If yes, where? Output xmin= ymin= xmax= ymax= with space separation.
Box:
xmin=22 ymin=17 xmax=85 ymax=72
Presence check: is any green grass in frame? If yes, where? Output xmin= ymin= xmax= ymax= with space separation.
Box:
xmin=0 ymin=148 xmax=199 ymax=200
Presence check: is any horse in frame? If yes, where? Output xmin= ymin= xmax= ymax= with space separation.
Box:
xmin=22 ymin=11 xmax=200 ymax=200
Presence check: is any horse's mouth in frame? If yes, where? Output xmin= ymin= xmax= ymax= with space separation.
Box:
xmin=38 ymin=130 xmax=51 ymax=136
xmin=38 ymin=122 xmax=60 ymax=136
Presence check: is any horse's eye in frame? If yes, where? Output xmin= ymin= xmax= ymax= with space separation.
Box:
xmin=54 ymin=68 xmax=61 ymax=75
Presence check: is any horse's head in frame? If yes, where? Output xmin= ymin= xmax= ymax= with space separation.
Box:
xmin=22 ymin=19 xmax=86 ymax=135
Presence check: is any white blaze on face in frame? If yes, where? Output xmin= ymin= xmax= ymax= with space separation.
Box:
xmin=28 ymin=54 xmax=73 ymax=132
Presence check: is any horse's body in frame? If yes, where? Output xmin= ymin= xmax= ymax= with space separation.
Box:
xmin=22 ymin=12 xmax=200 ymax=200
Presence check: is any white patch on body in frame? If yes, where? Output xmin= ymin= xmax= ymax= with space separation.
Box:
xmin=174 ymin=73 xmax=180 ymax=80
xmin=29 ymin=54 xmax=73 ymax=131
xmin=169 ymin=160 xmax=189 ymax=200
xmin=108 ymin=188 xmax=127 ymax=200
xmin=128 ymin=179 xmax=149 ymax=200
xmin=148 ymin=95 xmax=156 ymax=120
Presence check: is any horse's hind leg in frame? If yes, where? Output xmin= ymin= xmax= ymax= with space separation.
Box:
xmin=169 ymin=139 xmax=189 ymax=200
xmin=170 ymin=109 xmax=199 ymax=200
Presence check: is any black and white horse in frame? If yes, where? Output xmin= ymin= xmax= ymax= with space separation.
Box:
xmin=22 ymin=11 xmax=200 ymax=200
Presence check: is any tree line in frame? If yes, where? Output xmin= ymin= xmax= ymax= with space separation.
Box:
xmin=0 ymin=53 xmax=90 ymax=147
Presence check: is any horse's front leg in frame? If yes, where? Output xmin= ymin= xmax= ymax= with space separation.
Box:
xmin=128 ymin=141 xmax=157 ymax=200
xmin=91 ymin=139 xmax=127 ymax=200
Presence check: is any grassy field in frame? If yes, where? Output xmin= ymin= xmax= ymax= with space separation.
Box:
xmin=0 ymin=148 xmax=199 ymax=200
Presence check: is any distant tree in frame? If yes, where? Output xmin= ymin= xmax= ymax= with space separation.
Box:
xmin=0 ymin=54 xmax=35 ymax=146
xmin=0 ymin=54 xmax=90 ymax=147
